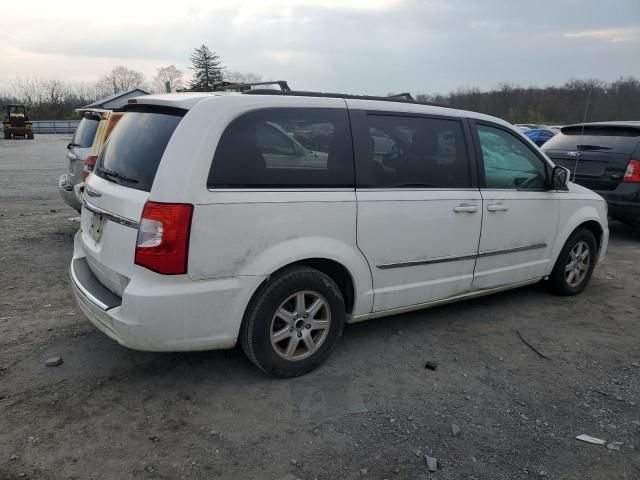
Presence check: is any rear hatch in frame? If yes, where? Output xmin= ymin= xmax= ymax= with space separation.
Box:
xmin=80 ymin=105 xmax=186 ymax=296
xmin=67 ymin=113 xmax=101 ymax=180
xmin=543 ymin=125 xmax=640 ymax=191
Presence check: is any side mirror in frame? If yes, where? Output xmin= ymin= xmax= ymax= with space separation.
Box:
xmin=551 ymin=165 xmax=570 ymax=189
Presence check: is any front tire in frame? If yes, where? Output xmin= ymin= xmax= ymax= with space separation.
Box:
xmin=548 ymin=228 xmax=597 ymax=295
xmin=240 ymin=266 xmax=345 ymax=378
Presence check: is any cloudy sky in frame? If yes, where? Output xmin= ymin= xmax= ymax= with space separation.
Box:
xmin=1 ymin=0 xmax=639 ymax=95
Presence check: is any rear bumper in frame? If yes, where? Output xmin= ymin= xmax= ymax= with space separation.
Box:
xmin=595 ymin=183 xmax=640 ymax=223
xmin=70 ymin=232 xmax=266 ymax=352
xmin=58 ymin=174 xmax=82 ymax=212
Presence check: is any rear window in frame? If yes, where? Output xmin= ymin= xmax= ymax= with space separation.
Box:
xmin=207 ymin=108 xmax=354 ymax=188
xmin=95 ymin=107 xmax=185 ymax=192
xmin=72 ymin=115 xmax=100 ymax=148
xmin=544 ymin=125 xmax=640 ymax=155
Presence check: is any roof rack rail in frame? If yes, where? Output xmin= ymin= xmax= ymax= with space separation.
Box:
xmin=242 ymin=89 xmax=424 ymax=105
xmin=212 ymin=80 xmax=291 ymax=93
xmin=386 ymin=92 xmax=415 ymax=101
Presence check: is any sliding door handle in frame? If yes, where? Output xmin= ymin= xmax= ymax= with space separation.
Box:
xmin=487 ymin=203 xmax=509 ymax=212
xmin=453 ymin=204 xmax=478 ymax=213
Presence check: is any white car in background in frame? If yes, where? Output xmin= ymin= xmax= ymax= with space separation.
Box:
xmin=70 ymin=91 xmax=608 ymax=377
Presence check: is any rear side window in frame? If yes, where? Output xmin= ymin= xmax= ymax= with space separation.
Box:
xmin=95 ymin=107 xmax=185 ymax=192
xmin=72 ymin=115 xmax=100 ymax=148
xmin=544 ymin=126 xmax=640 ymax=155
xmin=354 ymin=113 xmax=471 ymax=188
xmin=208 ymin=108 xmax=354 ymax=188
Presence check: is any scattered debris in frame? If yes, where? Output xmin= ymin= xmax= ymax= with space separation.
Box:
xmin=68 ymin=216 xmax=81 ymax=222
xmin=576 ymin=434 xmax=607 ymax=445
xmin=606 ymin=442 xmax=621 ymax=451
xmin=424 ymin=361 xmax=438 ymax=371
xmin=632 ymin=362 xmax=639 ymax=368
xmin=424 ymin=455 xmax=438 ymax=472
xmin=450 ymin=423 xmax=461 ymax=437
xmin=9 ymin=454 xmax=19 ymax=461
xmin=50 ymin=209 xmax=57 ymax=213
xmin=290 ymin=459 xmax=298 ymax=466
xmin=464 ymin=395 xmax=471 ymax=401
xmin=44 ymin=356 xmax=63 ymax=367
xmin=148 ymin=435 xmax=160 ymax=443
xmin=516 ymin=330 xmax=551 ymax=360
xmin=359 ymin=468 xmax=368 ymax=475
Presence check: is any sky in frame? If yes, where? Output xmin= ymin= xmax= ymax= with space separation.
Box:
xmin=1 ymin=0 xmax=639 ymax=96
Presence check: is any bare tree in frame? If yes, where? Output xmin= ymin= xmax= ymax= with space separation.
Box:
xmin=153 ymin=65 xmax=184 ymax=93
xmin=224 ymin=71 xmax=263 ymax=84
xmin=96 ymin=66 xmax=147 ymax=96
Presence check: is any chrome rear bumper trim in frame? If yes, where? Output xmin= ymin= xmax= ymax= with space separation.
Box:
xmin=82 ymin=198 xmax=139 ymax=229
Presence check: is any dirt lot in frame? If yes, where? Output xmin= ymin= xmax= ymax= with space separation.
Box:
xmin=1 ymin=135 xmax=639 ymax=480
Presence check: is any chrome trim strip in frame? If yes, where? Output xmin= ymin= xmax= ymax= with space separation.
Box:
xmin=377 ymin=252 xmax=477 ymax=270
xmin=376 ymin=243 xmax=547 ymax=270
xmin=478 ymin=243 xmax=547 ymax=258
xmin=82 ymin=198 xmax=139 ymax=229
xmin=348 ymin=278 xmax=542 ymax=323
xmin=70 ymin=261 xmax=108 ymax=311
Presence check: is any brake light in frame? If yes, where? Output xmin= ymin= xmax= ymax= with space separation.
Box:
xmin=82 ymin=155 xmax=97 ymax=180
xmin=624 ymin=160 xmax=640 ymax=182
xmin=135 ymin=201 xmax=193 ymax=275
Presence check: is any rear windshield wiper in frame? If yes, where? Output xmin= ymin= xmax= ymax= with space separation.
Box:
xmin=577 ymin=144 xmax=612 ymax=151
xmin=96 ymin=167 xmax=139 ymax=184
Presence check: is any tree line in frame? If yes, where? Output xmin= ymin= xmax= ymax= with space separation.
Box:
xmin=416 ymin=77 xmax=640 ymax=125
xmin=2 ymin=41 xmax=638 ymax=123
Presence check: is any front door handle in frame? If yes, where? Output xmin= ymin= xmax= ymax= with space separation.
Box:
xmin=453 ymin=204 xmax=478 ymax=213
xmin=487 ymin=203 xmax=509 ymax=212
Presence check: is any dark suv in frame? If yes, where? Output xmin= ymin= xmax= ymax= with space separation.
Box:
xmin=543 ymin=122 xmax=640 ymax=226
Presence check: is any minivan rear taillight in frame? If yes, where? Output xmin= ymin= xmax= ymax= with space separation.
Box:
xmin=624 ymin=160 xmax=640 ymax=182
xmin=135 ymin=201 xmax=193 ymax=274
xmin=83 ymin=155 xmax=97 ymax=180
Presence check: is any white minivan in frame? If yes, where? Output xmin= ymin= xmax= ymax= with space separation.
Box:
xmin=71 ymin=91 xmax=609 ymax=377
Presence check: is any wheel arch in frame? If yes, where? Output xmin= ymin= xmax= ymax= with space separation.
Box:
xmin=551 ymin=207 xmax=606 ymax=268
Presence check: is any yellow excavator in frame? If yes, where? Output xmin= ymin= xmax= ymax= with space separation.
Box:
xmin=3 ymin=104 xmax=34 ymax=139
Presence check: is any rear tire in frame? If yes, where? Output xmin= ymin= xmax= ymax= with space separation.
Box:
xmin=27 ymin=132 xmax=34 ymax=140
xmin=240 ymin=266 xmax=345 ymax=378
xmin=548 ymin=228 xmax=597 ymax=295
xmin=3 ymin=132 xmax=10 ymax=140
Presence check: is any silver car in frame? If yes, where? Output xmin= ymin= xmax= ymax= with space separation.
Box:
xmin=58 ymin=111 xmax=107 ymax=211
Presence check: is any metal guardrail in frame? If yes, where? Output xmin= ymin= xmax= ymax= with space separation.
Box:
xmin=0 ymin=120 xmax=80 ymax=134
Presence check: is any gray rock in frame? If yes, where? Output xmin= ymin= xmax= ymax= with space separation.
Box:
xmin=360 ymin=468 xmax=368 ymax=475
xmin=606 ymin=443 xmax=620 ymax=451
xmin=451 ymin=423 xmax=461 ymax=437
xmin=425 ymin=455 xmax=438 ymax=472
xmin=290 ymin=458 xmax=298 ymax=466
xmin=9 ymin=454 xmax=19 ymax=461
xmin=45 ymin=356 xmax=63 ymax=367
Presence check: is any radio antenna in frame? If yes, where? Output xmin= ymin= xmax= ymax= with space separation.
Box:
xmin=573 ymin=87 xmax=592 ymax=181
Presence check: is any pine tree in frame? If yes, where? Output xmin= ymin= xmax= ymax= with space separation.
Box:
xmin=188 ymin=45 xmax=224 ymax=91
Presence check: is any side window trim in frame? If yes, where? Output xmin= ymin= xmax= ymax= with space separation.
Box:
xmin=469 ymin=119 xmax=552 ymax=191
xmin=351 ymin=109 xmax=478 ymax=189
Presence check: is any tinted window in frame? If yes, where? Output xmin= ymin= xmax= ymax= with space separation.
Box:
xmin=72 ymin=116 xmax=100 ymax=148
xmin=355 ymin=114 xmax=471 ymax=188
xmin=95 ymin=108 xmax=184 ymax=192
xmin=477 ymin=124 xmax=547 ymax=190
xmin=543 ymin=126 xmax=640 ymax=155
xmin=208 ymin=108 xmax=353 ymax=188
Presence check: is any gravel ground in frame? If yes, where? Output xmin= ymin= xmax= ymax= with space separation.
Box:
xmin=1 ymin=135 xmax=639 ymax=480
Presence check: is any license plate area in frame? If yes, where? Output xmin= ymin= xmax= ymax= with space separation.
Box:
xmin=88 ymin=212 xmax=105 ymax=242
